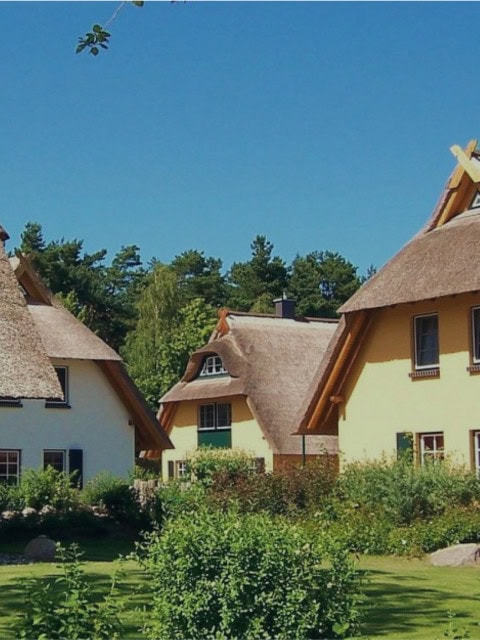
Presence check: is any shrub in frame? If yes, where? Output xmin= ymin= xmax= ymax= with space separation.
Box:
xmin=147 ymin=481 xmax=207 ymax=529
xmin=82 ymin=472 xmax=139 ymax=524
xmin=19 ymin=468 xmax=79 ymax=511
xmin=135 ymin=508 xmax=363 ymax=639
xmin=209 ymin=458 xmax=338 ymax=516
xmin=16 ymin=543 xmax=122 ymax=639
xmin=336 ymin=457 xmax=480 ymax=525
xmin=388 ymin=506 xmax=480 ymax=555
xmin=185 ymin=447 xmax=257 ymax=486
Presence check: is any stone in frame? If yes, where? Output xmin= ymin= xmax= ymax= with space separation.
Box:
xmin=430 ymin=543 xmax=480 ymax=567
xmin=24 ymin=535 xmax=57 ymax=563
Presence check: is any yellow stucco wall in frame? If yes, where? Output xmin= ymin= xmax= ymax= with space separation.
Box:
xmin=340 ymin=293 xmax=480 ymax=469
xmin=161 ymin=395 xmax=273 ymax=480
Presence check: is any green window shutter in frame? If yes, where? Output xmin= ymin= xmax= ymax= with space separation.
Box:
xmin=198 ymin=430 xmax=232 ymax=448
xmin=168 ymin=461 xmax=174 ymax=479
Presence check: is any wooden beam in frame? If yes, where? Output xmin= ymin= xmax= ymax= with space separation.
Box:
xmin=306 ymin=312 xmax=367 ymax=431
xmin=448 ymin=139 xmax=478 ymax=188
xmin=450 ymin=143 xmax=480 ymax=184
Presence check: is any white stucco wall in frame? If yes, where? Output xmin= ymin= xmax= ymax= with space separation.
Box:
xmin=0 ymin=359 xmax=135 ymax=482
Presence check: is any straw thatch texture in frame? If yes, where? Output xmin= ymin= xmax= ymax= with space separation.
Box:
xmin=340 ymin=209 xmax=480 ymax=313
xmin=161 ymin=313 xmax=338 ymax=455
xmin=0 ymin=242 xmax=62 ymax=399
xmin=28 ymin=303 xmax=121 ymax=361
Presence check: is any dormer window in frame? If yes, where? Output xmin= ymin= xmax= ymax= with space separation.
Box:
xmin=470 ymin=191 xmax=480 ymax=209
xmin=199 ymin=355 xmax=227 ymax=377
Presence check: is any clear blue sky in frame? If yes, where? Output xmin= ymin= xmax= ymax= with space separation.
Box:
xmin=1 ymin=1 xmax=478 ymax=275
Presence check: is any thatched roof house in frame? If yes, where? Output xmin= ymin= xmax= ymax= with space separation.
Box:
xmin=3 ymin=245 xmax=171 ymax=468
xmin=159 ymin=303 xmax=338 ymax=475
xmin=297 ymin=139 xmax=480 ymax=441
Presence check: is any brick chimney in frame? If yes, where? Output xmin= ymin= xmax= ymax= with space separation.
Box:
xmin=273 ymin=293 xmax=296 ymax=319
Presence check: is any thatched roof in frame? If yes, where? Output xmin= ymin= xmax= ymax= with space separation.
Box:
xmin=161 ymin=312 xmax=338 ymax=455
xmin=11 ymin=257 xmax=120 ymax=361
xmin=340 ymin=208 xmax=480 ymax=313
xmin=9 ymin=254 xmax=171 ymax=450
xmin=0 ymin=236 xmax=62 ymax=399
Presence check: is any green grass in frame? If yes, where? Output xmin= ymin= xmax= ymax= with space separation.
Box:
xmin=360 ymin=556 xmax=480 ymax=639
xmin=0 ymin=542 xmax=479 ymax=639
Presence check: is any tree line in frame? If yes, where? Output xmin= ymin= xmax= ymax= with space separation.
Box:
xmin=17 ymin=222 xmax=371 ymax=407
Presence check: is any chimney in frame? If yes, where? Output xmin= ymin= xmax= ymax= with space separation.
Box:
xmin=273 ymin=293 xmax=296 ymax=319
xmin=0 ymin=226 xmax=9 ymax=243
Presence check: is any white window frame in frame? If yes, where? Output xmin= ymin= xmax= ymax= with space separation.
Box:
xmin=200 ymin=356 xmax=227 ymax=377
xmin=414 ymin=314 xmax=439 ymax=370
xmin=175 ymin=460 xmax=188 ymax=479
xmin=43 ymin=449 xmax=67 ymax=473
xmin=471 ymin=307 xmax=480 ymax=364
xmin=473 ymin=431 xmax=480 ymax=476
xmin=419 ymin=432 xmax=444 ymax=465
xmin=0 ymin=450 xmax=21 ymax=485
xmin=198 ymin=402 xmax=232 ymax=431
xmin=46 ymin=366 xmax=69 ymax=407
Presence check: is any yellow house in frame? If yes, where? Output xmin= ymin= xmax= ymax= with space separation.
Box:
xmin=297 ymin=140 xmax=480 ymax=473
xmin=159 ymin=299 xmax=338 ymax=480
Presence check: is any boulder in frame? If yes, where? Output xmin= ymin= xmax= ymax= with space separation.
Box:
xmin=430 ymin=543 xmax=480 ymax=567
xmin=24 ymin=535 xmax=57 ymax=563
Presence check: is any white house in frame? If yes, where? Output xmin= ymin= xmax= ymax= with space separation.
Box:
xmin=0 ymin=227 xmax=171 ymax=486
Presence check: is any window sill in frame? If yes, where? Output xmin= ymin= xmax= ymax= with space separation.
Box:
xmin=467 ymin=364 xmax=480 ymax=374
xmin=409 ymin=368 xmax=440 ymax=380
xmin=45 ymin=403 xmax=71 ymax=410
xmin=0 ymin=401 xmax=22 ymax=408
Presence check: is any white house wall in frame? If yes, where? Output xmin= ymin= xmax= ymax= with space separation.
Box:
xmin=0 ymin=359 xmax=135 ymax=481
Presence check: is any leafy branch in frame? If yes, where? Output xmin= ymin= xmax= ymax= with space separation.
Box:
xmin=76 ymin=1 xmax=144 ymax=56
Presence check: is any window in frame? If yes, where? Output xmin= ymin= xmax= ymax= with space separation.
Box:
xmin=199 ymin=403 xmax=232 ymax=430
xmin=175 ymin=461 xmax=188 ymax=479
xmin=414 ymin=314 xmax=439 ymax=369
xmin=472 ymin=308 xmax=480 ymax=364
xmin=472 ymin=431 xmax=480 ymax=476
xmin=0 ymin=397 xmax=22 ymax=408
xmin=43 ymin=450 xmax=66 ymax=473
xmin=46 ymin=366 xmax=70 ymax=408
xmin=419 ymin=432 xmax=444 ymax=465
xmin=470 ymin=191 xmax=480 ymax=209
xmin=199 ymin=356 xmax=227 ymax=377
xmin=0 ymin=450 xmax=20 ymax=485
xmin=198 ymin=403 xmax=232 ymax=447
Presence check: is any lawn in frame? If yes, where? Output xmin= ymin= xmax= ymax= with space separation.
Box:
xmin=360 ymin=556 xmax=480 ymax=639
xmin=0 ymin=541 xmax=479 ymax=639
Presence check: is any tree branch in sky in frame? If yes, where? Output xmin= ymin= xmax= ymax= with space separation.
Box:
xmin=76 ymin=1 xmax=144 ymax=56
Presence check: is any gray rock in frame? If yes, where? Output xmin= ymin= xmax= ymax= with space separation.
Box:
xmin=430 ymin=543 xmax=480 ymax=567
xmin=24 ymin=535 xmax=57 ymax=563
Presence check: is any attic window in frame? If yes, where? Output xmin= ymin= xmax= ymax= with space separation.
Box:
xmin=470 ymin=191 xmax=480 ymax=209
xmin=199 ymin=355 xmax=227 ymax=377
xmin=45 ymin=366 xmax=70 ymax=409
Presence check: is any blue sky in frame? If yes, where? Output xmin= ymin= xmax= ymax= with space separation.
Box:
xmin=1 ymin=2 xmax=478 ymax=275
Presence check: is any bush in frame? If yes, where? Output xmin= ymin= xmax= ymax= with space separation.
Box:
xmin=336 ymin=457 xmax=480 ymax=525
xmin=185 ymin=447 xmax=257 ymax=486
xmin=209 ymin=458 xmax=338 ymax=516
xmin=147 ymin=481 xmax=207 ymax=529
xmin=19 ymin=468 xmax=79 ymax=511
xmin=135 ymin=508 xmax=363 ymax=639
xmin=16 ymin=543 xmax=122 ymax=639
xmin=82 ymin=472 xmax=139 ymax=524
